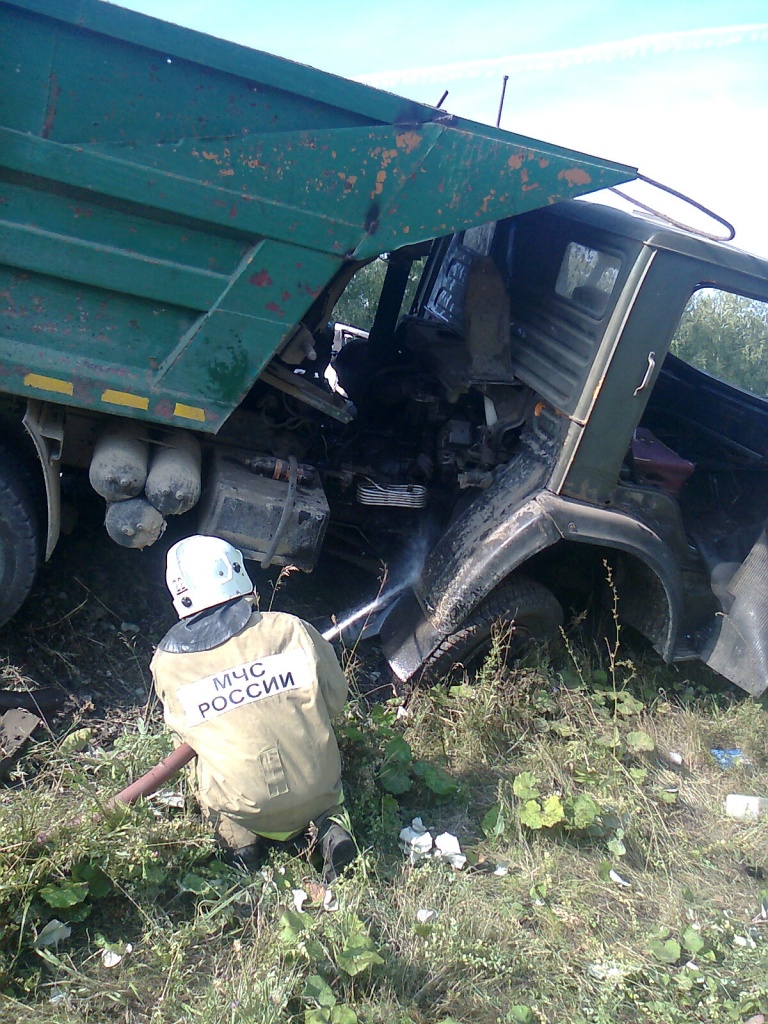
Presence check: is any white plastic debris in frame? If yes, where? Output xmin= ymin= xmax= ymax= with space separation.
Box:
xmin=101 ymin=942 xmax=133 ymax=968
xmin=668 ymin=751 xmax=684 ymax=766
xmin=35 ymin=920 xmax=71 ymax=948
xmin=586 ymin=960 xmax=628 ymax=983
xmin=493 ymin=862 xmax=509 ymax=877
xmin=433 ymin=831 xmax=467 ymax=870
xmin=48 ymin=987 xmax=67 ymax=1005
xmin=416 ymin=908 xmax=437 ymax=924
xmin=396 ymin=705 xmax=409 ymax=720
xmin=151 ymin=789 xmax=185 ymax=809
xmin=292 ymin=888 xmax=308 ymax=913
xmin=399 ymin=819 xmax=469 ymax=869
xmin=101 ymin=949 xmax=121 ymax=968
xmin=323 ymin=888 xmax=339 ymax=913
xmin=399 ymin=818 xmax=434 ymax=864
xmin=609 ymin=869 xmax=632 ymax=888
xmin=725 ymin=794 xmax=768 ymax=820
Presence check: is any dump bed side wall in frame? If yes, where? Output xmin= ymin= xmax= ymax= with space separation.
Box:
xmin=0 ymin=0 xmax=636 ymax=433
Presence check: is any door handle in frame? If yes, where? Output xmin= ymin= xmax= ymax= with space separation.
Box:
xmin=634 ymin=351 xmax=656 ymax=396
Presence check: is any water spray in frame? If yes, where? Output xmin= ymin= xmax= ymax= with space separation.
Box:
xmin=321 ymin=577 xmax=413 ymax=643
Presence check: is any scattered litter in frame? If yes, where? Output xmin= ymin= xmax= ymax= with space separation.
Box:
xmin=101 ymin=944 xmax=132 ymax=968
xmin=399 ymin=818 xmax=434 ymax=864
xmin=416 ymin=908 xmax=437 ymax=924
xmin=725 ymin=794 xmax=768 ymax=820
xmin=35 ymin=920 xmax=71 ymax=948
xmin=396 ymin=706 xmax=409 ymax=720
xmin=292 ymin=888 xmax=308 ymax=913
xmin=609 ymin=869 xmax=632 ymax=888
xmin=399 ymin=818 xmax=509 ymax=873
xmin=48 ymin=987 xmax=67 ymax=1005
xmin=433 ymin=831 xmax=467 ymax=870
xmin=151 ymin=789 xmax=185 ymax=809
xmin=710 ymin=748 xmax=745 ymax=769
xmin=668 ymin=751 xmax=684 ymax=766
xmin=744 ymin=1014 xmax=765 ymax=1024
xmin=323 ymin=888 xmax=339 ymax=913
xmin=586 ymin=960 xmax=629 ymax=983
xmin=732 ymin=933 xmax=757 ymax=949
xmin=305 ymin=880 xmax=327 ymax=904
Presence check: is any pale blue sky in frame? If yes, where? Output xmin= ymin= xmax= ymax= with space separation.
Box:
xmin=117 ymin=0 xmax=768 ymax=258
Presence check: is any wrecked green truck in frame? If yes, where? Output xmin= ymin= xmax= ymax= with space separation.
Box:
xmin=2 ymin=0 xmax=768 ymax=697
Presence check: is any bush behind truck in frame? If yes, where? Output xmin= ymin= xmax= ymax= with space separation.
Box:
xmin=2 ymin=0 xmax=768 ymax=697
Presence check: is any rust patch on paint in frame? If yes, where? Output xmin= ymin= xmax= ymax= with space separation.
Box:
xmin=558 ymin=168 xmax=592 ymax=187
xmin=372 ymin=170 xmax=387 ymax=198
xmin=265 ymin=302 xmax=284 ymax=316
xmin=507 ymin=154 xmax=524 ymax=170
xmin=250 ymin=270 xmax=273 ymax=287
xmin=396 ymin=131 xmax=421 ymax=153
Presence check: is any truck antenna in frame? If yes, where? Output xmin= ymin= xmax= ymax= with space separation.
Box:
xmin=496 ymin=75 xmax=509 ymax=128
xmin=436 ymin=90 xmax=449 ymax=109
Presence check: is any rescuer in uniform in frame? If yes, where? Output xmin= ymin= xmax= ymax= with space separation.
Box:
xmin=150 ymin=534 xmax=356 ymax=882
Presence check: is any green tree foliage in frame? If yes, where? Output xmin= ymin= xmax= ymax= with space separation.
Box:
xmin=670 ymin=287 xmax=768 ymax=396
xmin=332 ymin=258 xmax=388 ymax=333
xmin=332 ymin=255 xmax=424 ymax=333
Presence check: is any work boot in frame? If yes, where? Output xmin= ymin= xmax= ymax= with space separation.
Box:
xmin=317 ymin=820 xmax=357 ymax=884
xmin=225 ymin=842 xmax=261 ymax=870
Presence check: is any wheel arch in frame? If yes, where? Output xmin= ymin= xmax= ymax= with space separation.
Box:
xmin=382 ymin=489 xmax=683 ymax=681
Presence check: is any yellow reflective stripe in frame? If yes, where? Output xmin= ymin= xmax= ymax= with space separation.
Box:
xmin=23 ymin=373 xmax=73 ymax=396
xmin=174 ymin=402 xmax=206 ymax=422
xmin=101 ymin=389 xmax=149 ymax=410
xmin=254 ymin=827 xmax=301 ymax=842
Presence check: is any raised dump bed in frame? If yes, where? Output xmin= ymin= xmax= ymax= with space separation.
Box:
xmin=0 ymin=0 xmax=635 ymax=432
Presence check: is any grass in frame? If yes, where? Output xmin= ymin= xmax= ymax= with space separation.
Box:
xmin=1 ymin=629 xmax=767 ymax=1023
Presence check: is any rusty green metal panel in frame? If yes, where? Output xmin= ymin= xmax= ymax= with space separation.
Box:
xmin=0 ymin=0 xmax=637 ymax=432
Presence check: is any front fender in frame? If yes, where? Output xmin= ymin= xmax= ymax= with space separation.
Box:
xmin=381 ymin=488 xmax=684 ymax=681
xmin=382 ymin=495 xmax=560 ymax=680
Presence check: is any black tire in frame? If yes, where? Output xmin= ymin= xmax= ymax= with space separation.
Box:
xmin=423 ymin=575 xmax=563 ymax=682
xmin=0 ymin=444 xmax=41 ymax=628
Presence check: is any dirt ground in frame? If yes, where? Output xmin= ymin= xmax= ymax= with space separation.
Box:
xmin=0 ymin=488 xmax=392 ymax=726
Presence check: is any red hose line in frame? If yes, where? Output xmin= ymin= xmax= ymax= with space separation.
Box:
xmin=105 ymin=742 xmax=196 ymax=809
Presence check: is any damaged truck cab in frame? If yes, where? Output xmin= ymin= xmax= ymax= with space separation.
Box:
xmin=382 ymin=201 xmax=768 ymax=698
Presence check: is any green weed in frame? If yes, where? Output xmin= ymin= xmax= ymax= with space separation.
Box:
xmin=1 ymin=625 xmax=767 ymax=1022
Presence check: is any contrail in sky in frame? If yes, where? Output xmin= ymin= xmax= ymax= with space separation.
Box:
xmin=358 ymin=24 xmax=768 ymax=89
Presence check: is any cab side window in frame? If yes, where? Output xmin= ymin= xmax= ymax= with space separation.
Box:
xmin=670 ymin=288 xmax=768 ymax=397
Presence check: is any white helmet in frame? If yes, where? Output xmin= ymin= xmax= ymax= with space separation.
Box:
xmin=165 ymin=535 xmax=253 ymax=617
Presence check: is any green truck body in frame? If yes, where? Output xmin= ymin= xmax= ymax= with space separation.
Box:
xmin=0 ymin=0 xmax=632 ymax=432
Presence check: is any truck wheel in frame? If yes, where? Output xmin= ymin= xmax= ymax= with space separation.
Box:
xmin=0 ymin=445 xmax=41 ymax=628
xmin=423 ymin=576 xmax=563 ymax=682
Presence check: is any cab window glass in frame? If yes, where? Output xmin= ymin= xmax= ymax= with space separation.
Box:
xmin=462 ymin=222 xmax=495 ymax=256
xmin=555 ymin=242 xmax=620 ymax=317
xmin=670 ymin=288 xmax=768 ymax=397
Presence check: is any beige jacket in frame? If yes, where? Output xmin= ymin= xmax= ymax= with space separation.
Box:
xmin=150 ymin=610 xmax=348 ymax=837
